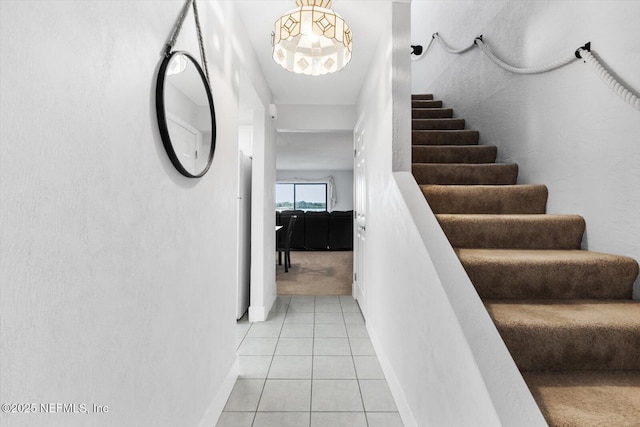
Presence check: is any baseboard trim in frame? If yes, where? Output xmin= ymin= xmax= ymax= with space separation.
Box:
xmin=368 ymin=327 xmax=418 ymax=427
xmin=249 ymin=293 xmax=277 ymax=322
xmin=353 ymin=281 xmax=367 ymax=320
xmin=198 ymin=357 xmax=239 ymax=427
xmin=249 ymin=305 xmax=266 ymax=322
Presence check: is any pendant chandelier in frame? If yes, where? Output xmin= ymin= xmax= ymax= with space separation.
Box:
xmin=272 ymin=0 xmax=352 ymax=76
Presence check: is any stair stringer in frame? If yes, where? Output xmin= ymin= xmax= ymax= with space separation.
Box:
xmin=393 ymin=171 xmax=546 ymax=426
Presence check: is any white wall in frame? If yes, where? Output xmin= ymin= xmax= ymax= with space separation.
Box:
xmin=411 ymin=0 xmax=640 ymax=295
xmin=356 ymin=2 xmax=545 ymax=425
xmin=237 ymin=70 xmax=279 ymax=324
xmin=249 ymin=105 xmax=278 ymax=322
xmin=0 ymin=1 xmax=271 ymax=426
xmin=276 ymin=170 xmax=354 ymax=211
xmin=275 ymin=104 xmax=356 ymax=132
xmin=275 ymin=104 xmax=356 ymax=172
xmin=276 ymin=131 xmax=354 ymax=170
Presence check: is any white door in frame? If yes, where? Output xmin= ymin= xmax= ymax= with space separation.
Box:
xmin=236 ymin=150 xmax=252 ymax=319
xmin=354 ymin=129 xmax=367 ymax=319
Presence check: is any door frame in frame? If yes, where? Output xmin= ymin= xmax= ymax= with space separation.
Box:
xmin=353 ymin=124 xmax=367 ymax=319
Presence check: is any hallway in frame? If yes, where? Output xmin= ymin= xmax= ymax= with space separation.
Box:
xmin=218 ymin=296 xmax=403 ymax=427
xmin=2 ymin=2 xmax=639 ymax=426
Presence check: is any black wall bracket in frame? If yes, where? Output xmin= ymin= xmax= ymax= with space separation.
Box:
xmin=575 ymin=41 xmax=591 ymax=59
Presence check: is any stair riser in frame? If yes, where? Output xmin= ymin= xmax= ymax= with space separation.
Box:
xmin=413 ymin=130 xmax=479 ymax=145
xmin=422 ymin=185 xmax=548 ymax=214
xmin=413 ymin=119 xmax=465 ymax=130
xmin=413 ymin=163 xmax=518 ymax=185
xmin=459 ymin=256 xmax=638 ymax=300
xmin=493 ymin=324 xmax=640 ymax=371
xmin=412 ymin=94 xmax=434 ymax=100
xmin=438 ymin=215 xmax=585 ymax=250
xmin=412 ymin=146 xmax=497 ymax=164
xmin=412 ymin=108 xmax=453 ymax=119
xmin=412 ymin=100 xmax=442 ymax=108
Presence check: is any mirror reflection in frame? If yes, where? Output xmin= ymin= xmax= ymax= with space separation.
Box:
xmin=158 ymin=52 xmax=215 ymax=177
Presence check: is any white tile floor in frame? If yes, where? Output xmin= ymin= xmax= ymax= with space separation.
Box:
xmin=218 ymin=295 xmax=404 ymax=427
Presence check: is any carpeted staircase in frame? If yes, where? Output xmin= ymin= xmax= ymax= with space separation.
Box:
xmin=411 ymin=94 xmax=640 ymax=426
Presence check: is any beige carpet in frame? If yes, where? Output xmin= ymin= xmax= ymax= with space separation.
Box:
xmin=276 ymin=251 xmax=353 ymax=296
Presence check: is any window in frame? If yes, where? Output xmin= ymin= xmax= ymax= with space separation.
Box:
xmin=276 ymin=183 xmax=327 ymax=211
xmin=275 ymin=184 xmax=294 ymax=211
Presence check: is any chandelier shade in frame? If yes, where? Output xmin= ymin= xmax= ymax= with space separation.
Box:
xmin=272 ymin=0 xmax=352 ymax=76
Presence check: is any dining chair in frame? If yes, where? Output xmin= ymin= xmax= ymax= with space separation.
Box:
xmin=277 ymin=215 xmax=297 ymax=272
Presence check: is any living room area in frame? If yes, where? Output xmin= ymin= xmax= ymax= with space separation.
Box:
xmin=275 ymin=169 xmax=354 ymax=296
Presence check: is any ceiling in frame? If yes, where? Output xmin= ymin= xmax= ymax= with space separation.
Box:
xmin=235 ymin=0 xmax=390 ymax=105
xmin=235 ymin=0 xmax=391 ymax=171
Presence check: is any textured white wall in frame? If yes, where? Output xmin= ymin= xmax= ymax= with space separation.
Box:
xmin=275 ymin=105 xmax=356 ymax=131
xmin=356 ymin=2 xmax=545 ymax=426
xmin=274 ymin=104 xmax=355 ymax=173
xmin=276 ymin=170 xmax=354 ymax=211
xmin=411 ymin=0 xmax=640 ymax=295
xmin=0 ymin=1 xmax=271 ymax=426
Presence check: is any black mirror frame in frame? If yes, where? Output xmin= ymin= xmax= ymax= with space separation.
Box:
xmin=156 ymin=51 xmax=217 ymax=178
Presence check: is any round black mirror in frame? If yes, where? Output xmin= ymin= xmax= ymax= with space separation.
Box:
xmin=156 ymin=51 xmax=216 ymax=178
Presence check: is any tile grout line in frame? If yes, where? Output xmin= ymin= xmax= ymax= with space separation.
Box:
xmin=309 ymin=296 xmax=316 ymax=427
xmin=341 ymin=296 xmax=371 ymax=427
xmin=249 ymin=298 xmax=286 ymax=427
xmin=236 ymin=315 xmax=251 ymax=351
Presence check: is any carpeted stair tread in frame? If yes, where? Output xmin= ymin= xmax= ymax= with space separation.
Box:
xmin=413 ymin=118 xmax=465 ymax=130
xmin=456 ymin=249 xmax=638 ymax=299
xmin=437 ymin=214 xmax=585 ymax=249
xmin=412 ymin=94 xmax=434 ymax=100
xmin=412 ymin=145 xmax=497 ymax=163
xmin=412 ymin=100 xmax=442 ymax=108
xmin=485 ymin=299 xmax=640 ymax=370
xmin=412 ymin=163 xmax=518 ymax=185
xmin=523 ymin=371 xmax=640 ymax=427
xmin=412 ymin=108 xmax=453 ymax=119
xmin=421 ymin=185 xmax=548 ymax=214
xmin=412 ymin=130 xmax=479 ymax=146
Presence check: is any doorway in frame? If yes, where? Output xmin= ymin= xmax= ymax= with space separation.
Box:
xmin=274 ymin=127 xmax=355 ymax=297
